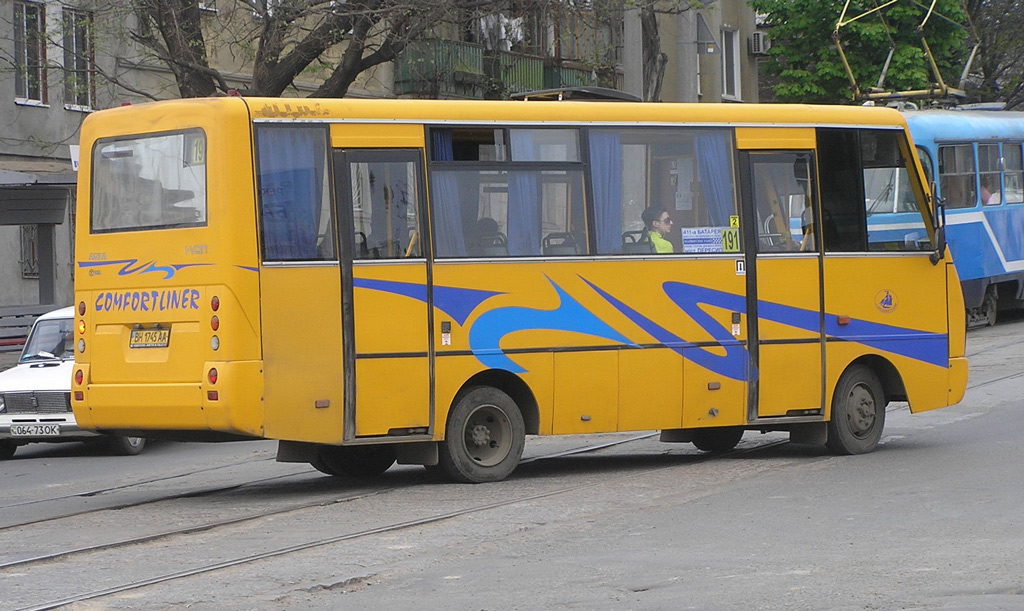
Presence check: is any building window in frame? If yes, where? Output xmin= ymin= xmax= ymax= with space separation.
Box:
xmin=14 ymin=1 xmax=46 ymax=103
xmin=721 ymin=28 xmax=740 ymax=100
xmin=63 ymin=8 xmax=94 ymax=109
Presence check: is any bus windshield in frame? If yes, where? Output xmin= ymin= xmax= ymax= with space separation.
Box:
xmin=91 ymin=129 xmax=208 ymax=233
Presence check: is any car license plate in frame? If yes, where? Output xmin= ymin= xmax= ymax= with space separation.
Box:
xmin=129 ymin=328 xmax=170 ymax=348
xmin=11 ymin=424 xmax=61 ymax=436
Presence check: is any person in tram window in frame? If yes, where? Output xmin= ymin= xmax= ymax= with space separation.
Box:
xmin=641 ymin=206 xmax=675 ymax=254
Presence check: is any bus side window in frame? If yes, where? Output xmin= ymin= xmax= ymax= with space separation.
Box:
xmin=256 ymin=126 xmax=335 ymax=262
xmin=348 ymin=159 xmax=421 ymax=260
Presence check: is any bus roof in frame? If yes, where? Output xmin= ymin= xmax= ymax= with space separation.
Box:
xmin=87 ymin=97 xmax=914 ymax=131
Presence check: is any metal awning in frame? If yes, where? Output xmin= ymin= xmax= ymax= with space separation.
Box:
xmin=0 ymin=158 xmax=75 ymax=225
xmin=0 ymin=158 xmax=77 ymax=186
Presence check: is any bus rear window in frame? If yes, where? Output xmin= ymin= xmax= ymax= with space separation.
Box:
xmin=91 ymin=130 xmax=207 ymax=233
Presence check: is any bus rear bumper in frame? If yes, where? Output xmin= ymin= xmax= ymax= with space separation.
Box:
xmin=73 ymin=360 xmax=265 ymax=437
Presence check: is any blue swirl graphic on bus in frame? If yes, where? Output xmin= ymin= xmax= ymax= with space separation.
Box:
xmin=467 ymin=278 xmax=636 ymax=374
xmin=583 ymin=278 xmax=749 ymax=381
xmin=353 ymin=278 xmax=501 ymax=326
xmin=77 ymin=259 xmax=208 ymax=280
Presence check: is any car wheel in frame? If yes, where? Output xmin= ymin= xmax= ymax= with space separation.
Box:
xmin=826 ymin=365 xmax=886 ymax=455
xmin=108 ymin=436 xmax=146 ymax=456
xmin=312 ymin=445 xmax=396 ymax=478
xmin=690 ymin=427 xmax=744 ymax=453
xmin=0 ymin=441 xmax=16 ymax=460
xmin=438 ymin=386 xmax=525 ymax=483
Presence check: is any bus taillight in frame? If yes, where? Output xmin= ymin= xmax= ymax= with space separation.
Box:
xmin=75 ymin=370 xmax=83 ymax=385
xmin=78 ymin=301 xmax=86 ymax=316
xmin=208 ymin=368 xmax=218 ymax=384
xmin=211 ymin=296 xmax=220 ymax=311
xmin=211 ymin=315 xmax=219 ymax=331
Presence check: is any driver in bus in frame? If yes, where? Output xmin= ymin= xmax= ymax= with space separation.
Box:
xmin=641 ymin=206 xmax=675 ymax=254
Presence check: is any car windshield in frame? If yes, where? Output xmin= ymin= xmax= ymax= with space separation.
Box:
xmin=21 ymin=318 xmax=74 ymax=362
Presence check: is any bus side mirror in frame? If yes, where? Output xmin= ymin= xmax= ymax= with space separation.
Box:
xmin=929 ymin=190 xmax=946 ymax=265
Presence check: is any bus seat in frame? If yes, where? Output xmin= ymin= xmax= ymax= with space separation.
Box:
xmin=622 ymin=231 xmax=654 ymax=254
xmin=355 ymin=232 xmax=369 ymax=258
xmin=542 ymin=232 xmax=579 ymax=256
xmin=471 ymin=232 xmax=509 ymax=257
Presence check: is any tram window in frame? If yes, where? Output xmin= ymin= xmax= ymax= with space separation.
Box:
xmin=978 ymin=143 xmax=1002 ymax=205
xmin=938 ymin=144 xmax=977 ymax=209
xmin=1005 ymin=143 xmax=1023 ymax=204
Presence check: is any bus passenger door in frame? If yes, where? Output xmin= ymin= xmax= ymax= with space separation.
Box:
xmin=740 ymin=150 xmax=825 ymax=419
xmin=335 ymin=149 xmax=432 ymax=439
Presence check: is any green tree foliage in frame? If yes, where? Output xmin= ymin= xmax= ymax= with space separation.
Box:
xmin=751 ymin=0 xmax=968 ymax=104
xmin=964 ymin=0 xmax=1024 ymax=109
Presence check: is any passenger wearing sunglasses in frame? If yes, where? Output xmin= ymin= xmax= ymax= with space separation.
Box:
xmin=641 ymin=206 xmax=675 ymax=254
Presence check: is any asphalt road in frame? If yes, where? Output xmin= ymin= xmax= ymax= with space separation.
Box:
xmin=2 ymin=315 xmax=1022 ymax=610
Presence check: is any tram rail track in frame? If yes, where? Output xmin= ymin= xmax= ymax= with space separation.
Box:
xmin=14 ymin=435 xmax=790 ymax=611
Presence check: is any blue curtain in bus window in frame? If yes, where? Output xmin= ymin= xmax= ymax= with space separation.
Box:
xmin=507 ymin=129 xmax=541 ymax=256
xmin=430 ymin=130 xmax=467 ymax=257
xmin=694 ymin=131 xmax=735 ymax=227
xmin=507 ymin=170 xmax=541 ymax=256
xmin=589 ymin=131 xmax=623 ymax=254
xmin=257 ymin=127 xmax=325 ymax=260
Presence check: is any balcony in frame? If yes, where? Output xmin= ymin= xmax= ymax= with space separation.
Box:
xmin=394 ymin=39 xmax=618 ymax=99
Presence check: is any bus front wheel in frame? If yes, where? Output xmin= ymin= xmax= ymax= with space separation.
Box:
xmin=313 ymin=445 xmax=396 ymax=478
xmin=826 ymin=365 xmax=886 ymax=455
xmin=439 ymin=387 xmax=525 ymax=483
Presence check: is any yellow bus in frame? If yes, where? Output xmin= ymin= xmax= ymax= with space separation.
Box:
xmin=72 ymin=96 xmax=968 ymax=482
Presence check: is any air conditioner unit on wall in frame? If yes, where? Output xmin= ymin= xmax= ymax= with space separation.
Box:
xmin=749 ymin=31 xmax=771 ymax=56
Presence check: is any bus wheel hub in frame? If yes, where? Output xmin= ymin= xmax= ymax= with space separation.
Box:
xmin=470 ymin=424 xmax=492 ymax=447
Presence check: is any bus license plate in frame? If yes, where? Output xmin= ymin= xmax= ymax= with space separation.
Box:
xmin=129 ymin=328 xmax=170 ymax=348
xmin=11 ymin=424 xmax=60 ymax=436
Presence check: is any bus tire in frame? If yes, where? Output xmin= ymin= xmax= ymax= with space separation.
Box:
xmin=107 ymin=436 xmax=146 ymax=456
xmin=826 ymin=365 xmax=886 ymax=455
xmin=439 ymin=387 xmax=525 ymax=483
xmin=690 ymin=427 xmax=744 ymax=453
xmin=0 ymin=441 xmax=16 ymax=460
xmin=312 ymin=445 xmax=396 ymax=479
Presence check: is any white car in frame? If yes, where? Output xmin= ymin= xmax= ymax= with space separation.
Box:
xmin=0 ymin=307 xmax=145 ymax=459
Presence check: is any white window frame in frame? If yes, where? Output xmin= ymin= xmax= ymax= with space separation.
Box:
xmin=721 ymin=28 xmax=741 ymax=101
xmin=63 ymin=7 xmax=94 ymax=111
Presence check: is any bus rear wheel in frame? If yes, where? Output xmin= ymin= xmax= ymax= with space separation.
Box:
xmin=826 ymin=365 xmax=886 ymax=455
xmin=313 ymin=445 xmax=397 ymax=478
xmin=690 ymin=427 xmax=744 ymax=453
xmin=439 ymin=387 xmax=525 ymax=483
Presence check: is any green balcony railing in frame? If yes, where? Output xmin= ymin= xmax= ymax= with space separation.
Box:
xmin=395 ymin=40 xmax=485 ymax=99
xmin=395 ymin=38 xmax=622 ymax=99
